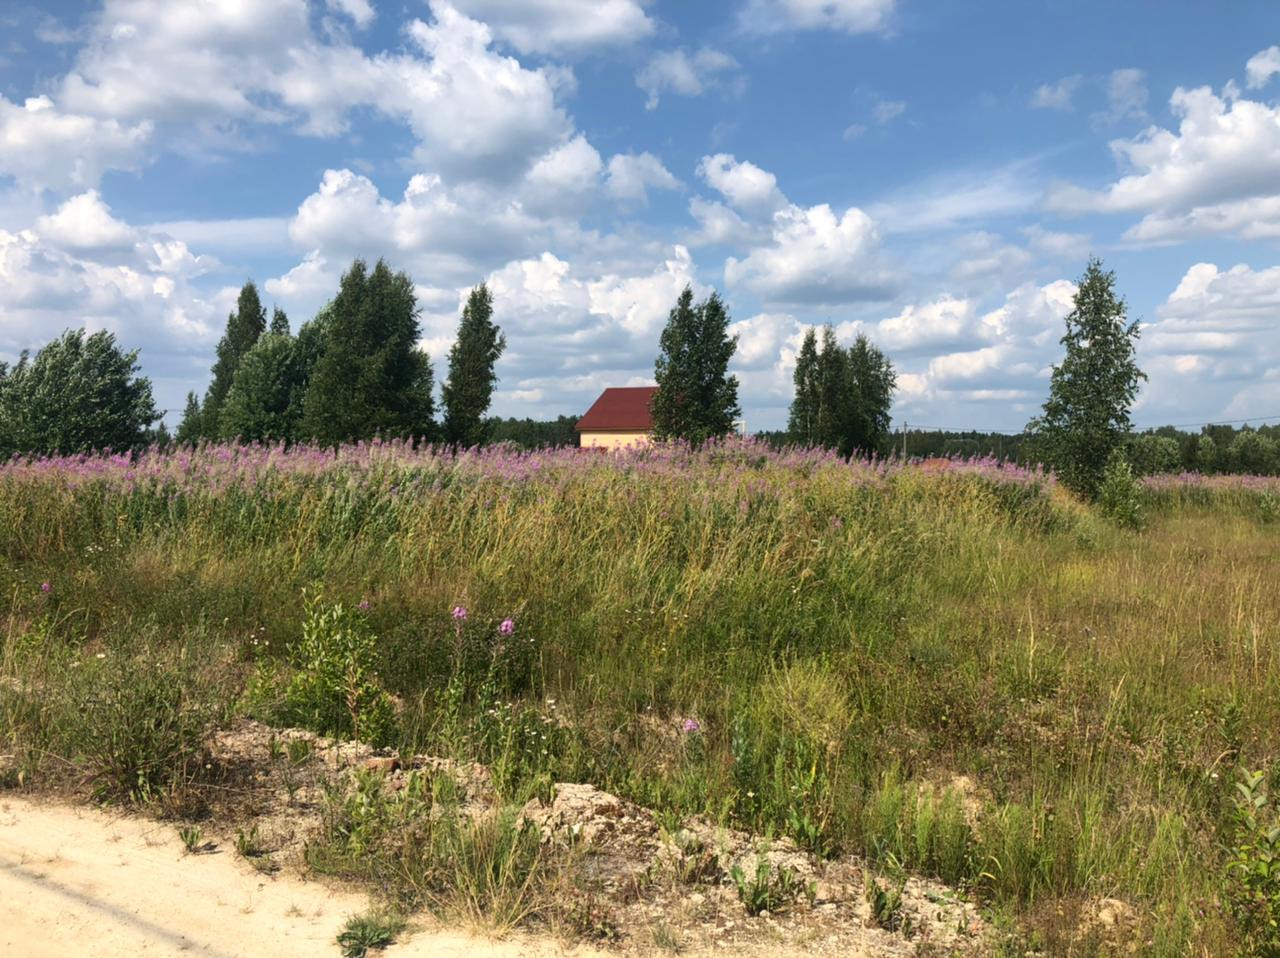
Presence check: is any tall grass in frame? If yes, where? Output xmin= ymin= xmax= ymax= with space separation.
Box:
xmin=1 ymin=439 xmax=1276 ymax=953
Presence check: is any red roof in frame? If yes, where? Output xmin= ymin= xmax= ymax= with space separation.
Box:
xmin=576 ymin=386 xmax=658 ymax=431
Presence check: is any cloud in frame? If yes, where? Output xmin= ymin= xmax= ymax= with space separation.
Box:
xmin=872 ymin=98 xmax=906 ymax=123
xmin=1021 ymin=225 xmax=1091 ymax=260
xmin=35 ymin=191 xmax=138 ymax=251
xmin=44 ymin=0 xmax=582 ymax=186
xmin=739 ymin=0 xmax=897 ymax=35
xmin=1246 ymin=45 xmax=1280 ymax=89
xmin=447 ymin=0 xmax=654 ymax=55
xmin=871 ymin=296 xmax=977 ymax=355
xmin=1138 ymin=262 xmax=1280 ymax=418
xmin=1031 ymin=75 xmax=1083 ymax=111
xmin=636 ymin=47 xmax=740 ymax=110
xmin=1092 ymin=68 xmax=1149 ymax=125
xmin=697 ymin=154 xmax=788 ymax=217
xmin=685 ymin=197 xmax=762 ymax=247
xmin=725 ymin=202 xmax=896 ymax=306
xmin=606 ymin=153 xmax=681 ymax=204
xmin=327 ymin=0 xmax=375 ymax=29
xmin=0 ymin=95 xmax=152 ymax=192
xmin=870 ymin=162 xmax=1039 ymax=233
xmin=1047 ymin=84 xmax=1280 ymax=237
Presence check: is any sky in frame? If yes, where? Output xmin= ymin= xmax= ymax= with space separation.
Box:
xmin=2 ymin=1 xmax=1279 ymax=433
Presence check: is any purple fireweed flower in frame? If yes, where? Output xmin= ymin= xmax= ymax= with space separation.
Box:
xmin=499 ymin=618 xmax=515 ymax=636
xmin=452 ymin=606 xmax=469 ymax=621
xmin=40 ymin=581 xmax=52 ymax=594
xmin=682 ymin=718 xmax=701 ymax=733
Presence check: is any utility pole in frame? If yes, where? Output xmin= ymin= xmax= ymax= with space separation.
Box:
xmin=902 ymin=421 xmax=907 ymax=460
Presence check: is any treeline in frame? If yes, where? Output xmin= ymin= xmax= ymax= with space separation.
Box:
xmin=177 ymin=260 xmax=504 ymax=447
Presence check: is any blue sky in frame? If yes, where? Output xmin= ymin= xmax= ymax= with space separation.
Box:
xmin=2 ymin=1 xmax=1279 ymax=432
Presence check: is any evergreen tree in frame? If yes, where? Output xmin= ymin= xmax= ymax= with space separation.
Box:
xmin=270 ymin=306 xmax=290 ymax=336
xmin=441 ymin=284 xmax=506 ymax=447
xmin=652 ymin=286 xmax=741 ymax=443
xmin=846 ymin=333 xmax=896 ymax=456
xmin=788 ymin=327 xmax=819 ymax=444
xmin=175 ymin=392 xmax=203 ymax=445
xmin=300 ymin=259 xmax=434 ymax=445
xmin=219 ymin=333 xmax=303 ymax=442
xmin=1028 ymin=258 xmax=1145 ymax=497
xmin=0 ymin=329 xmax=159 ymax=456
xmin=203 ymin=281 xmax=267 ymax=436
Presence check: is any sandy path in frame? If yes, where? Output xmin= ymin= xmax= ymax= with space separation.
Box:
xmin=0 ymin=796 xmax=604 ymax=958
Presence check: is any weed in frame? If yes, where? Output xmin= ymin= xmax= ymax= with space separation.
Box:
xmin=729 ymin=850 xmax=807 ymax=916
xmin=864 ymin=865 xmax=910 ymax=935
xmin=336 ymin=910 xmax=404 ymax=958
xmin=177 ymin=824 xmax=212 ymax=855
xmin=652 ymin=920 xmax=684 ymax=952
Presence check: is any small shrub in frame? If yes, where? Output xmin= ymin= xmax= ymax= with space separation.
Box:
xmin=729 ymin=851 xmax=808 ymax=915
xmin=1224 ymin=768 xmax=1280 ymax=957
xmin=336 ymin=910 xmax=404 ymax=958
xmin=1098 ymin=448 xmax=1145 ymax=529
xmin=261 ymin=593 xmax=397 ymax=746
xmin=59 ymin=650 xmax=215 ymax=804
xmin=864 ymin=866 xmax=910 ymax=935
xmin=177 ymin=824 xmax=213 ymax=855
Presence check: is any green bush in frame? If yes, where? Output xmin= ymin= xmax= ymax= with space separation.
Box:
xmin=1098 ymin=448 xmax=1145 ymax=529
xmin=258 ymin=593 xmax=397 ymax=746
xmin=1225 ymin=769 xmax=1280 ymax=957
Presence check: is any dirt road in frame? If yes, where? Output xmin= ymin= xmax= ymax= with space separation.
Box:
xmin=0 ymin=796 xmax=603 ymax=958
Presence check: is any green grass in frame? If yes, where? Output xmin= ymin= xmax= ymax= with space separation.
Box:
xmin=1 ymin=447 xmax=1277 ymax=953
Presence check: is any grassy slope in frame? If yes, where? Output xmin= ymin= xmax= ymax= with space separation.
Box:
xmin=1 ymin=447 xmax=1276 ymax=954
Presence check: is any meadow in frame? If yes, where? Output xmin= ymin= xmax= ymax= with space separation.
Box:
xmin=1 ymin=438 xmax=1278 ymax=955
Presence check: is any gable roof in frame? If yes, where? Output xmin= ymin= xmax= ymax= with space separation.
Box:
xmin=576 ymin=386 xmax=658 ymax=432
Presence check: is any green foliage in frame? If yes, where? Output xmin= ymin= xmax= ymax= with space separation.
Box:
xmin=178 ymin=824 xmax=206 ymax=854
xmin=1128 ymin=433 xmax=1183 ymax=476
xmin=313 ymin=770 xmax=549 ymax=928
xmin=301 ymin=259 xmax=435 ymax=445
xmin=486 ymin=415 xmax=579 ymax=449
xmin=218 ymin=333 xmax=304 ymax=442
xmin=788 ymin=326 xmax=895 ymax=456
xmin=336 ymin=909 xmax=404 ymax=958
xmin=175 ymin=392 xmax=204 ymax=446
xmin=652 ymin=286 xmax=741 ymax=443
xmin=1029 ymin=258 xmax=1146 ymax=497
xmin=788 ymin=327 xmax=820 ymax=445
xmin=864 ymin=865 xmax=910 ymax=934
xmin=202 ymin=282 xmax=268 ymax=437
xmin=1098 ymin=447 xmax=1146 ymax=529
xmin=0 ymin=328 xmax=160 ymax=456
xmin=269 ymin=306 xmax=290 ymax=337
xmin=1225 ymin=769 xmax=1280 ymax=957
xmin=54 ymin=648 xmax=216 ymax=803
xmin=261 ymin=593 xmax=397 ymax=746
xmin=442 ymin=284 xmax=506 ymax=448
xmin=729 ymin=852 xmax=808 ymax=915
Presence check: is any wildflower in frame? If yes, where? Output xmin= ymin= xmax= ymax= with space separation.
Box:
xmin=40 ymin=581 xmax=52 ymax=594
xmin=499 ymin=618 xmax=515 ymax=636
xmin=452 ymin=606 xmax=469 ymax=621
xmin=681 ymin=718 xmax=701 ymax=734
xmin=358 ymin=599 xmax=370 ymax=611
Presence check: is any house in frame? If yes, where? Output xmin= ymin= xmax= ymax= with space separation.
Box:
xmin=576 ymin=386 xmax=658 ymax=450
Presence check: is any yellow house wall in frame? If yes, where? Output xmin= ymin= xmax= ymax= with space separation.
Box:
xmin=578 ymin=430 xmax=652 ymax=450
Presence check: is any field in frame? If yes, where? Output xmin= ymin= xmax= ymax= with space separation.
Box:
xmin=2 ymin=439 xmax=1279 ymax=955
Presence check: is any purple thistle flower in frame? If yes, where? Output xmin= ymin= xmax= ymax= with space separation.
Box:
xmin=452 ymin=605 xmax=469 ymax=621
xmin=498 ymin=618 xmax=515 ymax=636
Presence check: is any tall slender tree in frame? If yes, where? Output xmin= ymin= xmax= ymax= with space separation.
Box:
xmin=202 ymin=281 xmax=267 ymax=436
xmin=652 ymin=287 xmax=741 ymax=443
xmin=845 ymin=333 xmax=896 ymax=456
xmin=788 ymin=327 xmax=819 ymax=445
xmin=175 ymin=392 xmax=203 ymax=445
xmin=300 ymin=259 xmax=434 ymax=445
xmin=269 ymin=306 xmax=290 ymax=336
xmin=441 ymin=284 xmax=506 ymax=447
xmin=1028 ymin=257 xmax=1145 ymax=497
